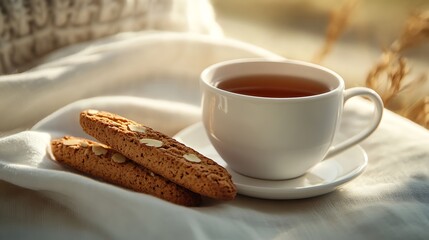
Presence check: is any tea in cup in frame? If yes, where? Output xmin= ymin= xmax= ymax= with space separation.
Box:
xmin=200 ymin=59 xmax=383 ymax=180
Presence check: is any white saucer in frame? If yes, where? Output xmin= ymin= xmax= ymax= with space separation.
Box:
xmin=174 ymin=122 xmax=368 ymax=200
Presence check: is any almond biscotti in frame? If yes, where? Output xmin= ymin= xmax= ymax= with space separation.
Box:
xmin=79 ymin=110 xmax=237 ymax=200
xmin=51 ymin=136 xmax=202 ymax=206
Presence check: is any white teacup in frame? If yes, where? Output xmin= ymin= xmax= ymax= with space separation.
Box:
xmin=200 ymin=59 xmax=383 ymax=180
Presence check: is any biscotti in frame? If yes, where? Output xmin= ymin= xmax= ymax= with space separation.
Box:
xmin=80 ymin=109 xmax=237 ymax=200
xmin=51 ymin=136 xmax=202 ymax=206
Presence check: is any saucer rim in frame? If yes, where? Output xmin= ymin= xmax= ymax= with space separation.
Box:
xmin=174 ymin=122 xmax=368 ymax=199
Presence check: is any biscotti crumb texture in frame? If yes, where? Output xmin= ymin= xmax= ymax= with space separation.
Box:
xmin=51 ymin=136 xmax=202 ymax=206
xmin=80 ymin=110 xmax=237 ymax=200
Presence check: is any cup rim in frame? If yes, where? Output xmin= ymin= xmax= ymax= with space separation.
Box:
xmin=200 ymin=58 xmax=345 ymax=102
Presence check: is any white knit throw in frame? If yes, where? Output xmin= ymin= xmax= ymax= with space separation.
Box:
xmin=0 ymin=0 xmax=222 ymax=74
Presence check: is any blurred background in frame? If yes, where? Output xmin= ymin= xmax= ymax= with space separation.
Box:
xmin=212 ymin=0 xmax=428 ymax=83
xmin=211 ymin=0 xmax=429 ymax=127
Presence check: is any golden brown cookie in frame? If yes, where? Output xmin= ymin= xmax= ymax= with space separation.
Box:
xmin=79 ymin=109 xmax=237 ymax=200
xmin=51 ymin=136 xmax=202 ymax=206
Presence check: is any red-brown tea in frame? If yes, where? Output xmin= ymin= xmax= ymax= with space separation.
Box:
xmin=217 ymin=75 xmax=330 ymax=98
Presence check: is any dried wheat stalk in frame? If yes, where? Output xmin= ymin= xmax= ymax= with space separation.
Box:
xmin=315 ymin=5 xmax=428 ymax=127
xmin=391 ymin=11 xmax=429 ymax=52
xmin=401 ymin=96 xmax=429 ymax=128
xmin=365 ymin=51 xmax=410 ymax=106
xmin=366 ymin=10 xmax=429 ymax=128
xmin=313 ymin=0 xmax=359 ymax=63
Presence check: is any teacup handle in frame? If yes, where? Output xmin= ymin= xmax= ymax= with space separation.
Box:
xmin=325 ymin=87 xmax=384 ymax=159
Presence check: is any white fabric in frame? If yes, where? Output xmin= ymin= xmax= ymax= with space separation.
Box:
xmin=0 ymin=32 xmax=428 ymax=240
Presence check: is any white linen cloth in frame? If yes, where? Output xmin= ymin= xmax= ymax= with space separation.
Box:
xmin=0 ymin=32 xmax=428 ymax=240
